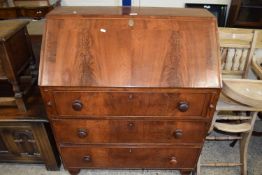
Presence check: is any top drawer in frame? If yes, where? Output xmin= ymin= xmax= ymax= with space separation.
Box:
xmin=52 ymin=91 xmax=211 ymax=117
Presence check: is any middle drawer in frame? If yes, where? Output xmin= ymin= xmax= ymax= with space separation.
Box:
xmin=52 ymin=119 xmax=207 ymax=144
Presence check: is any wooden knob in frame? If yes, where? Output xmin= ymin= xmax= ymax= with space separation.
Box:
xmin=83 ymin=155 xmax=91 ymax=162
xmin=173 ymin=129 xmax=183 ymax=139
xmin=77 ymin=128 xmax=88 ymax=138
xmin=177 ymin=102 xmax=189 ymax=112
xmin=72 ymin=100 xmax=83 ymax=111
xmin=170 ymin=156 xmax=177 ymax=165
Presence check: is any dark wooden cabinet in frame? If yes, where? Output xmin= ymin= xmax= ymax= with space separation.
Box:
xmin=0 ymin=90 xmax=61 ymax=170
xmin=39 ymin=7 xmax=221 ymax=175
xmin=227 ymin=0 xmax=262 ymax=28
xmin=0 ymin=123 xmax=46 ymax=164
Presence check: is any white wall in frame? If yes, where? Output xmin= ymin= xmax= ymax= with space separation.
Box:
xmin=62 ymin=0 xmax=122 ymax=6
xmin=61 ymin=0 xmax=231 ymax=21
xmin=62 ymin=0 xmax=231 ymax=7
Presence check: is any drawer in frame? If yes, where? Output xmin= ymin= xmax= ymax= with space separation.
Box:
xmin=53 ymin=119 xmax=206 ymax=144
xmin=60 ymin=146 xmax=200 ymax=169
xmin=52 ymin=91 xmax=211 ymax=117
xmin=0 ymin=8 xmax=18 ymax=19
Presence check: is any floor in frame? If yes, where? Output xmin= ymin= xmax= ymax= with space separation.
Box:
xmin=0 ymin=122 xmax=261 ymax=175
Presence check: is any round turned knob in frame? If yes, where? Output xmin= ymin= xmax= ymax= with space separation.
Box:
xmin=77 ymin=128 xmax=88 ymax=138
xmin=83 ymin=155 xmax=91 ymax=162
xmin=173 ymin=129 xmax=183 ymax=139
xmin=72 ymin=100 xmax=83 ymax=111
xmin=177 ymin=102 xmax=189 ymax=112
xmin=169 ymin=156 xmax=177 ymax=165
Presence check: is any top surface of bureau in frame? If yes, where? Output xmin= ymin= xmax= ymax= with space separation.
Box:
xmin=39 ymin=6 xmax=221 ymax=89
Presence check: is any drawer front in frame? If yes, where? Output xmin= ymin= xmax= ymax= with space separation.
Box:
xmin=53 ymin=119 xmax=206 ymax=144
xmin=53 ymin=91 xmax=210 ymax=117
xmin=0 ymin=8 xmax=18 ymax=19
xmin=60 ymin=146 xmax=200 ymax=169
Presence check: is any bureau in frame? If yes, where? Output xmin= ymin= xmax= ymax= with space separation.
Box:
xmin=39 ymin=7 xmax=221 ymax=175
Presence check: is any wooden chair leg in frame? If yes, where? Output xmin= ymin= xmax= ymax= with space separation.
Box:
xmin=240 ymin=112 xmax=257 ymax=175
xmin=14 ymin=93 xmax=26 ymax=112
xmin=208 ymin=111 xmax=218 ymax=133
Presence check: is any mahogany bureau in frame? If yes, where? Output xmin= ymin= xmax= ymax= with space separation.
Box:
xmin=39 ymin=7 xmax=222 ymax=175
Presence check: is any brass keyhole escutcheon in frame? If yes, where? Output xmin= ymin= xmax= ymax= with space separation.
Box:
xmin=128 ymin=19 xmax=134 ymax=27
xmin=128 ymin=122 xmax=135 ymax=129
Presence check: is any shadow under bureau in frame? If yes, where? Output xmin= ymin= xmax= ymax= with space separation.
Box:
xmin=39 ymin=6 xmax=222 ymax=175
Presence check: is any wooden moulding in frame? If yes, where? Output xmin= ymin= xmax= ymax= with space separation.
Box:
xmin=222 ymin=79 xmax=262 ymax=108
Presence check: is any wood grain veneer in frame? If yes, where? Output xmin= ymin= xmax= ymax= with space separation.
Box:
xmin=39 ymin=6 xmax=221 ymax=175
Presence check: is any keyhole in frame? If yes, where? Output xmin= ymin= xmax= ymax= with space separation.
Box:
xmin=128 ymin=19 xmax=134 ymax=27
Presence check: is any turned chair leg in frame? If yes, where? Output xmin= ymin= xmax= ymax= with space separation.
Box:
xmin=240 ymin=112 xmax=257 ymax=175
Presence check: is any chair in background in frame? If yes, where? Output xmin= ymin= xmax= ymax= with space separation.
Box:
xmin=197 ymin=28 xmax=262 ymax=175
xmin=219 ymin=28 xmax=257 ymax=79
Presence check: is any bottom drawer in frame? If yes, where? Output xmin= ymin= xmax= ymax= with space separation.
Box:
xmin=60 ymin=146 xmax=200 ymax=169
